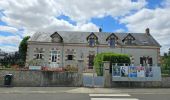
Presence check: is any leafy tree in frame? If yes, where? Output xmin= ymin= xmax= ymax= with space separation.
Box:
xmin=162 ymin=48 xmax=170 ymax=75
xmin=94 ymin=52 xmax=130 ymax=76
xmin=19 ymin=36 xmax=30 ymax=66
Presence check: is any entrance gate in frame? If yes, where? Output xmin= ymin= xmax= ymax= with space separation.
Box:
xmin=83 ymin=68 xmax=104 ymax=87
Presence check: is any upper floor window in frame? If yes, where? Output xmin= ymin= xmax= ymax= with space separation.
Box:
xmin=109 ymin=38 xmax=115 ymax=47
xmin=122 ymin=33 xmax=135 ymax=45
xmin=87 ymin=32 xmax=98 ymax=47
xmin=106 ymin=33 xmax=118 ymax=48
xmin=89 ymin=37 xmax=95 ymax=46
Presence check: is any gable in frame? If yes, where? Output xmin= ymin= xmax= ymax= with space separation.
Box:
xmin=122 ymin=33 xmax=135 ymax=42
xmin=50 ymin=32 xmax=63 ymax=43
xmin=106 ymin=33 xmax=118 ymax=41
xmin=86 ymin=32 xmax=98 ymax=40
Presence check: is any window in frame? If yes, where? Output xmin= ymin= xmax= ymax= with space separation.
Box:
xmin=51 ymin=51 xmax=57 ymax=62
xmin=127 ymin=38 xmax=132 ymax=44
xmin=68 ymin=55 xmax=73 ymax=60
xmin=87 ymin=33 xmax=98 ymax=47
xmin=34 ymin=48 xmax=44 ymax=59
xmin=35 ymin=53 xmax=43 ymax=59
xmin=140 ymin=56 xmax=152 ymax=66
xmin=88 ymin=55 xmax=95 ymax=68
xmin=89 ymin=38 xmax=95 ymax=46
xmin=122 ymin=34 xmax=135 ymax=45
xmin=109 ymin=38 xmax=115 ymax=47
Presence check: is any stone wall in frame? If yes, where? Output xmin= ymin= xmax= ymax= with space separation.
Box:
xmin=111 ymin=77 xmax=170 ymax=88
xmin=27 ymin=43 xmax=159 ymax=69
xmin=0 ymin=70 xmax=82 ymax=87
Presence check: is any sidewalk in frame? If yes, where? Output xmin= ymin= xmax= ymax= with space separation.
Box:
xmin=0 ymin=87 xmax=170 ymax=94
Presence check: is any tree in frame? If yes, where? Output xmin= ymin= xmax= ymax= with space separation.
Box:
xmin=94 ymin=52 xmax=130 ymax=76
xmin=19 ymin=36 xmax=30 ymax=66
xmin=162 ymin=48 xmax=170 ymax=75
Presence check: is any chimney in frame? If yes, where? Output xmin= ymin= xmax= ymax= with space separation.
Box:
xmin=99 ymin=27 xmax=102 ymax=32
xmin=145 ymin=28 xmax=150 ymax=36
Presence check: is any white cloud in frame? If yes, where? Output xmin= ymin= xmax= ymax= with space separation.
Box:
xmin=120 ymin=6 xmax=170 ymax=54
xmin=0 ymin=25 xmax=18 ymax=33
xmin=0 ymin=0 xmax=146 ymax=35
xmin=0 ymin=45 xmax=18 ymax=52
xmin=0 ymin=35 xmax=22 ymax=44
xmin=0 ymin=0 xmax=146 ymax=52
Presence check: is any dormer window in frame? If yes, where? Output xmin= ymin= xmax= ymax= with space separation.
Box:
xmin=89 ymin=37 xmax=95 ymax=46
xmin=109 ymin=38 xmax=115 ymax=47
xmin=106 ymin=33 xmax=118 ymax=48
xmin=87 ymin=32 xmax=98 ymax=47
xmin=122 ymin=33 xmax=135 ymax=45
xmin=50 ymin=32 xmax=63 ymax=43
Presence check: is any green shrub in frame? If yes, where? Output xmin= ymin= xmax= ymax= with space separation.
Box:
xmin=94 ymin=52 xmax=130 ymax=76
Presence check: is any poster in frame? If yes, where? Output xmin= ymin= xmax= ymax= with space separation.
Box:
xmin=120 ymin=66 xmax=128 ymax=77
xmin=128 ymin=66 xmax=137 ymax=77
xmin=136 ymin=66 xmax=145 ymax=77
xmin=112 ymin=65 xmax=121 ymax=77
xmin=145 ymin=67 xmax=153 ymax=77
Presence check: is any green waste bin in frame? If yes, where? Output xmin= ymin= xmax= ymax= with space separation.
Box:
xmin=4 ymin=74 xmax=13 ymax=86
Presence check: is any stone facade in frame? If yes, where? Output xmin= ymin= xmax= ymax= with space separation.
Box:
xmin=26 ymin=29 xmax=161 ymax=69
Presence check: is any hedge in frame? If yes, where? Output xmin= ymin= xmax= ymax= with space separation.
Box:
xmin=94 ymin=52 xmax=130 ymax=76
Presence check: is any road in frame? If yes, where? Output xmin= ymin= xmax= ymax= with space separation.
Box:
xmin=0 ymin=87 xmax=170 ymax=100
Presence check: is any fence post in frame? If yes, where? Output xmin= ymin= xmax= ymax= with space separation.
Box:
xmin=77 ymin=59 xmax=84 ymax=86
xmin=103 ymin=61 xmax=111 ymax=88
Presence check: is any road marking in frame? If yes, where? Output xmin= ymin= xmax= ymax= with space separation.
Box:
xmin=89 ymin=94 xmax=131 ymax=97
xmin=91 ymin=98 xmax=139 ymax=100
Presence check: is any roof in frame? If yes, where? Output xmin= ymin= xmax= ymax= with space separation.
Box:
xmin=28 ymin=31 xmax=161 ymax=47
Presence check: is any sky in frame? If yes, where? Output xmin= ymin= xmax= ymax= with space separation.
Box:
xmin=0 ymin=0 xmax=170 ymax=54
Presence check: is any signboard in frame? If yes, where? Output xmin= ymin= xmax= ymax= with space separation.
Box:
xmin=145 ymin=66 xmax=153 ymax=77
xmin=112 ymin=65 xmax=120 ymax=77
xmin=112 ymin=65 xmax=161 ymax=81
xmin=137 ymin=66 xmax=145 ymax=77
xmin=128 ymin=66 xmax=137 ymax=77
xmin=120 ymin=66 xmax=128 ymax=77
xmin=29 ymin=66 xmax=42 ymax=70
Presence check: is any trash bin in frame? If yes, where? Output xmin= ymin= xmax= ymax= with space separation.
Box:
xmin=4 ymin=74 xmax=13 ymax=86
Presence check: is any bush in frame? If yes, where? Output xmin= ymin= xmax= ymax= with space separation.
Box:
xmin=94 ymin=52 xmax=130 ymax=76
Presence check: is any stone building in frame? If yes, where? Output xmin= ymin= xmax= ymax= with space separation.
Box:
xmin=26 ymin=28 xmax=161 ymax=69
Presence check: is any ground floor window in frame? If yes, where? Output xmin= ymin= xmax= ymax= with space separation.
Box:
xmin=68 ymin=55 xmax=73 ymax=60
xmin=140 ymin=56 xmax=152 ymax=66
xmin=88 ymin=55 xmax=95 ymax=69
xmin=51 ymin=50 xmax=58 ymax=62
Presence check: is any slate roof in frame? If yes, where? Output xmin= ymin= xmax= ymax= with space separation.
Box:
xmin=29 ymin=31 xmax=161 ymax=47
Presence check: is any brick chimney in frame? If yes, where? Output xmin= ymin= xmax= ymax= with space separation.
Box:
xmin=145 ymin=28 xmax=150 ymax=36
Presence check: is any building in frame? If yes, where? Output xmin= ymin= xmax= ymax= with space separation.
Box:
xmin=26 ymin=28 xmax=161 ymax=69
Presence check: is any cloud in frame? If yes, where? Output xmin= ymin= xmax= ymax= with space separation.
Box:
xmin=0 ymin=0 xmax=146 ymax=35
xmin=0 ymin=35 xmax=22 ymax=44
xmin=0 ymin=25 xmax=18 ymax=33
xmin=0 ymin=45 xmax=18 ymax=52
xmin=0 ymin=0 xmax=147 ymax=52
xmin=120 ymin=6 xmax=170 ymax=54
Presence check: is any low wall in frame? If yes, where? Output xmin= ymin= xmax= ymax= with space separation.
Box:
xmin=112 ymin=77 xmax=170 ymax=88
xmin=0 ymin=70 xmax=82 ymax=87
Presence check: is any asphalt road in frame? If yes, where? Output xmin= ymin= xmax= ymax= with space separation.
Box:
xmin=0 ymin=93 xmax=170 ymax=100
xmin=1 ymin=87 xmax=170 ymax=100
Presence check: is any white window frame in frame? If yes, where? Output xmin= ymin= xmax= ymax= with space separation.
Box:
xmin=51 ymin=50 xmax=58 ymax=62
